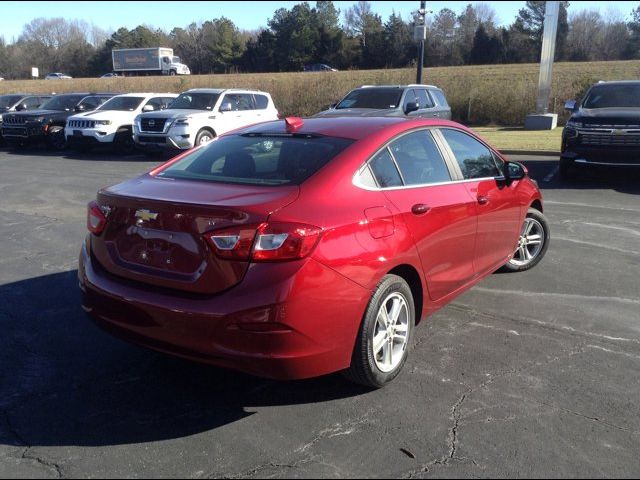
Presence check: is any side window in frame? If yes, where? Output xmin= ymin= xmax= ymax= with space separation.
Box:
xmin=355 ymin=164 xmax=378 ymax=188
xmin=415 ymin=90 xmax=434 ymax=109
xmin=79 ymin=97 xmax=99 ymax=110
xmin=254 ymin=94 xmax=269 ymax=110
xmin=23 ymin=97 xmax=41 ymax=109
xmin=369 ymin=148 xmax=403 ymax=188
xmin=144 ymin=98 xmax=162 ymax=111
xmin=431 ymin=90 xmax=449 ymax=107
xmin=440 ymin=129 xmax=500 ymax=179
xmin=222 ymin=94 xmax=254 ymax=111
xmin=161 ymin=97 xmax=175 ymax=109
xmin=389 ymin=131 xmax=451 ymax=185
xmin=402 ymin=89 xmax=417 ymax=111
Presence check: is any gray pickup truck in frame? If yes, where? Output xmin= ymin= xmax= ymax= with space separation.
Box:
xmin=314 ymin=84 xmax=451 ymax=120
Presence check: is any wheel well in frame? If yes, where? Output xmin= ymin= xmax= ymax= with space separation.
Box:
xmin=388 ymin=264 xmax=424 ymax=324
xmin=116 ymin=125 xmax=132 ymax=133
xmin=530 ymin=199 xmax=543 ymax=213
xmin=198 ymin=127 xmax=216 ymax=137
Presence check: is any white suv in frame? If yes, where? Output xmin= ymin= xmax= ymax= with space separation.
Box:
xmin=133 ymin=88 xmax=279 ymax=151
xmin=65 ymin=93 xmax=178 ymax=153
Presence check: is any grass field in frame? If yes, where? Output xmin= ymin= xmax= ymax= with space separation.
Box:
xmin=472 ymin=126 xmax=563 ymax=153
xmin=1 ymin=60 xmax=639 ymax=126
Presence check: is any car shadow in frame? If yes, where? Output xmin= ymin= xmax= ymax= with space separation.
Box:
xmin=0 ymin=271 xmax=369 ymax=448
xmin=0 ymin=144 xmax=172 ymax=162
xmin=520 ymin=159 xmax=640 ymax=195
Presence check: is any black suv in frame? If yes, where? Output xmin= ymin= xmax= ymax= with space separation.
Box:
xmin=561 ymin=81 xmax=640 ymax=178
xmin=314 ymin=84 xmax=451 ymax=120
xmin=2 ymin=92 xmax=117 ymax=149
xmin=0 ymin=94 xmax=52 ymax=145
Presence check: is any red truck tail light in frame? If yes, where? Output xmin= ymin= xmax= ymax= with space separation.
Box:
xmin=87 ymin=201 xmax=107 ymax=235
xmin=205 ymin=222 xmax=322 ymax=262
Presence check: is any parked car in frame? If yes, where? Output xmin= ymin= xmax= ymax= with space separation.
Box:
xmin=0 ymin=77 xmax=4 ymax=81
xmin=80 ymin=116 xmax=549 ymax=388
xmin=45 ymin=73 xmax=72 ymax=80
xmin=100 ymin=73 xmax=120 ymax=78
xmin=2 ymin=92 xmax=117 ymax=149
xmin=303 ymin=63 xmax=337 ymax=72
xmin=66 ymin=92 xmax=178 ymax=153
xmin=315 ymin=84 xmax=452 ymax=120
xmin=561 ymin=80 xmax=640 ymax=178
xmin=0 ymin=93 xmax=53 ymax=145
xmin=133 ymin=88 xmax=279 ymax=152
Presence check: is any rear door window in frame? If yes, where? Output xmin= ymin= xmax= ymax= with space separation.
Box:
xmin=389 ymin=131 xmax=451 ymax=185
xmin=157 ymin=134 xmax=354 ymax=186
xmin=221 ymin=94 xmax=254 ymax=111
xmin=253 ymin=94 xmax=269 ymax=109
xmin=430 ymin=90 xmax=449 ymax=107
xmin=440 ymin=129 xmax=500 ymax=179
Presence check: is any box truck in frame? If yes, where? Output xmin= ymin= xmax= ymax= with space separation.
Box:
xmin=112 ymin=48 xmax=190 ymax=76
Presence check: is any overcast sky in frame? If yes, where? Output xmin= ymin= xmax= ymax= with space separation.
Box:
xmin=0 ymin=1 xmax=636 ymax=43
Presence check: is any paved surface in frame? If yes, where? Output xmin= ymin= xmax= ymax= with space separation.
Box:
xmin=0 ymin=147 xmax=639 ymax=478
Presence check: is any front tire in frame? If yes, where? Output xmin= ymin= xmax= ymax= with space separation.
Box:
xmin=113 ymin=128 xmax=135 ymax=155
xmin=559 ymin=158 xmax=573 ymax=180
xmin=501 ymin=208 xmax=550 ymax=273
xmin=344 ymin=274 xmax=415 ymax=388
xmin=47 ymin=127 xmax=66 ymax=151
xmin=195 ymin=129 xmax=214 ymax=147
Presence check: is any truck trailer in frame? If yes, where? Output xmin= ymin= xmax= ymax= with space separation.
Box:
xmin=112 ymin=48 xmax=190 ymax=76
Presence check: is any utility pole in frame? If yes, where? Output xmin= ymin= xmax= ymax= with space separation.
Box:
xmin=525 ymin=1 xmax=560 ymax=130
xmin=414 ymin=1 xmax=428 ymax=84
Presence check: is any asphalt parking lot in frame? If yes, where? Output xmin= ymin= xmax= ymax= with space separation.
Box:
xmin=0 ymin=146 xmax=639 ymax=478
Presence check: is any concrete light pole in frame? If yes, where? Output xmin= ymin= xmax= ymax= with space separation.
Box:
xmin=525 ymin=0 xmax=560 ymax=130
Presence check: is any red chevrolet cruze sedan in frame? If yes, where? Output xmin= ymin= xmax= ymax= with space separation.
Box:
xmin=79 ymin=116 xmax=549 ymax=388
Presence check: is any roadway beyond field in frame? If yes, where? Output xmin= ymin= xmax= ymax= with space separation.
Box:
xmin=0 ymin=149 xmax=639 ymax=478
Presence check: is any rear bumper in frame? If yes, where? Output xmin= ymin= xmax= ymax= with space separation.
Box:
xmin=78 ymin=241 xmax=371 ymax=380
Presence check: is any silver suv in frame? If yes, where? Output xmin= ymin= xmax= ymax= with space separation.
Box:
xmin=314 ymin=84 xmax=451 ymax=120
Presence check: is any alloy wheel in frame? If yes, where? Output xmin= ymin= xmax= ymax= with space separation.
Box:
xmin=372 ymin=292 xmax=410 ymax=373
xmin=509 ymin=217 xmax=544 ymax=267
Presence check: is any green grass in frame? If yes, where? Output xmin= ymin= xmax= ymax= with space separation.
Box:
xmin=472 ymin=127 xmax=563 ymax=153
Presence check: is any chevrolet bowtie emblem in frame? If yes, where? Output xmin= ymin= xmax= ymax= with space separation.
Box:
xmin=135 ymin=209 xmax=158 ymax=222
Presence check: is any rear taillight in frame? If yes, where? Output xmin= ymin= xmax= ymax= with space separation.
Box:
xmin=204 ymin=222 xmax=322 ymax=262
xmin=87 ymin=201 xmax=107 ymax=235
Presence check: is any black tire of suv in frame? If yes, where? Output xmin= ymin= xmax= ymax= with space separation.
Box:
xmin=343 ymin=274 xmax=415 ymax=389
xmin=114 ymin=128 xmax=135 ymax=155
xmin=559 ymin=158 xmax=573 ymax=180
xmin=195 ymin=129 xmax=215 ymax=147
xmin=500 ymin=208 xmax=550 ymax=273
xmin=47 ymin=127 xmax=66 ymax=151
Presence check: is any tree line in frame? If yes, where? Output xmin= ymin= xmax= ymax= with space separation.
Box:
xmin=1 ymin=1 xmax=639 ymax=79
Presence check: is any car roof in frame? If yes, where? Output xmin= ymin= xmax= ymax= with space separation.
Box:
xmin=590 ymin=80 xmax=640 ymax=86
xmin=184 ymin=88 xmax=268 ymax=95
xmin=241 ymin=116 xmax=465 ymax=141
xmin=359 ymin=84 xmax=442 ymax=90
xmin=110 ymin=92 xmax=178 ymax=97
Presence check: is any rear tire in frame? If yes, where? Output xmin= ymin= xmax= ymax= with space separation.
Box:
xmin=500 ymin=208 xmax=550 ymax=273
xmin=343 ymin=274 xmax=415 ymax=388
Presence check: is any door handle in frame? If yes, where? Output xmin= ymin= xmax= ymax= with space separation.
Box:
xmin=477 ymin=195 xmax=489 ymax=205
xmin=411 ymin=203 xmax=431 ymax=215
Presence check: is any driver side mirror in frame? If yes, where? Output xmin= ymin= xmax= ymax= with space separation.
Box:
xmin=564 ymin=99 xmax=577 ymax=112
xmin=142 ymin=104 xmax=155 ymax=112
xmin=219 ymin=102 xmax=233 ymax=112
xmin=74 ymin=104 xmax=86 ymax=112
xmin=404 ymin=102 xmax=419 ymax=114
xmin=504 ymin=161 xmax=526 ymax=184
xmin=15 ymin=103 xmax=27 ymax=111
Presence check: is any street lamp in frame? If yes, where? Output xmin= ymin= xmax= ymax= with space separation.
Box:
xmin=413 ymin=1 xmax=431 ymax=84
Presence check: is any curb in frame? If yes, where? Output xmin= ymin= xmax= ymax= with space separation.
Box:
xmin=499 ymin=150 xmax=560 ymax=156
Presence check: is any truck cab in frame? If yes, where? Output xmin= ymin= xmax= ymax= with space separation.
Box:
xmin=161 ymin=55 xmax=190 ymax=76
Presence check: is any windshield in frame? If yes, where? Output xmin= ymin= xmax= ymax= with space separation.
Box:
xmin=98 ymin=96 xmax=144 ymax=111
xmin=168 ymin=93 xmax=219 ymax=110
xmin=0 ymin=95 xmax=22 ymax=109
xmin=40 ymin=95 xmax=85 ymax=111
xmin=583 ymin=84 xmax=640 ymax=109
xmin=156 ymin=133 xmax=354 ymax=186
xmin=336 ymin=88 xmax=403 ymax=110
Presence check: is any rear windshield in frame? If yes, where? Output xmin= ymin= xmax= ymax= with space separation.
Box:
xmin=168 ymin=93 xmax=219 ymax=110
xmin=41 ymin=95 xmax=86 ymax=111
xmin=0 ymin=95 xmax=22 ymax=109
xmin=156 ymin=134 xmax=354 ymax=186
xmin=583 ymin=84 xmax=640 ymax=109
xmin=336 ymin=88 xmax=403 ymax=110
xmin=98 ymin=96 xmax=144 ymax=111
